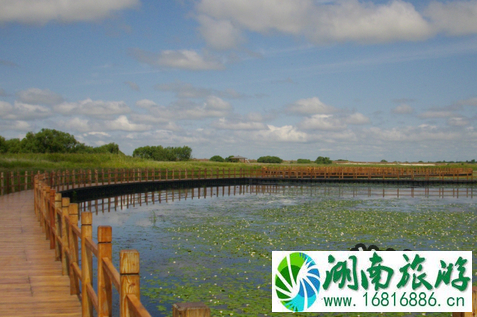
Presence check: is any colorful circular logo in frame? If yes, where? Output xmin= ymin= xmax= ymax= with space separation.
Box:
xmin=275 ymin=252 xmax=321 ymax=312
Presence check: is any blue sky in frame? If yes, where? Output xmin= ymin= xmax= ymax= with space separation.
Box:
xmin=1 ymin=0 xmax=477 ymax=161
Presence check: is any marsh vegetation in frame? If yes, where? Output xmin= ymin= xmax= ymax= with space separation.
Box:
xmin=88 ymin=184 xmax=477 ymax=317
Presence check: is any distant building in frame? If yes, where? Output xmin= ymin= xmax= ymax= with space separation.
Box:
xmin=229 ymin=155 xmax=248 ymax=163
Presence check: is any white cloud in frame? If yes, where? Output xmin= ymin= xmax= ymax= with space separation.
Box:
xmin=87 ymin=131 xmax=110 ymax=137
xmin=426 ymin=0 xmax=477 ymax=36
xmin=196 ymin=0 xmax=433 ymax=48
xmin=211 ymin=117 xmax=266 ymax=130
xmin=103 ymin=115 xmax=150 ymax=132
xmin=130 ymin=113 xmax=170 ymax=124
xmin=54 ymin=98 xmax=130 ymax=118
xmin=62 ymin=117 xmax=91 ymax=132
xmin=129 ymin=48 xmax=225 ymax=71
xmin=299 ymin=114 xmax=347 ymax=131
xmin=134 ymin=96 xmax=233 ymax=121
xmin=447 ymin=117 xmax=470 ymax=127
xmin=418 ymin=110 xmax=455 ymax=119
xmin=135 ymin=99 xmax=163 ymax=110
xmin=204 ymin=95 xmax=232 ymax=111
xmin=18 ymin=88 xmax=63 ymax=105
xmin=458 ymin=97 xmax=477 ymax=106
xmin=3 ymin=101 xmax=52 ymax=120
xmin=0 ymin=119 xmax=31 ymax=131
xmin=156 ymin=81 xmax=245 ymax=99
xmin=392 ymin=104 xmax=414 ymax=114
xmin=255 ymin=125 xmax=308 ymax=143
xmin=197 ymin=15 xmax=245 ymax=50
xmin=366 ymin=125 xmax=459 ymax=142
xmin=0 ymin=101 xmax=13 ymax=116
xmin=346 ymin=113 xmax=370 ymax=125
xmin=286 ymin=97 xmax=337 ymax=115
xmin=0 ymin=0 xmax=139 ymax=24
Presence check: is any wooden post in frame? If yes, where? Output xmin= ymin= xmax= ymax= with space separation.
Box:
xmin=72 ymin=170 xmax=76 ymax=189
xmin=61 ymin=197 xmax=70 ymax=275
xmin=1 ymin=172 xmax=3 ymax=195
xmin=172 ymin=303 xmax=210 ymax=317
xmin=108 ymin=169 xmax=111 ymax=185
xmin=81 ymin=212 xmax=94 ymax=317
xmin=10 ymin=171 xmax=15 ymax=193
xmin=68 ymin=203 xmax=80 ymax=295
xmin=98 ymin=226 xmax=112 ymax=317
xmin=120 ymin=250 xmax=140 ymax=317
xmin=49 ymin=189 xmax=57 ymax=251
xmin=53 ymin=193 xmax=62 ymax=259
xmin=166 ymin=169 xmax=168 ymax=181
xmin=66 ymin=170 xmax=70 ymax=190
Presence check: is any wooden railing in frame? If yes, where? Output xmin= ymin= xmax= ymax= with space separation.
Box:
xmin=18 ymin=170 xmax=477 ymax=316
xmin=261 ymin=166 xmax=474 ymax=181
xmin=2 ymin=166 xmax=474 ymax=195
xmin=34 ymin=173 xmax=211 ymax=317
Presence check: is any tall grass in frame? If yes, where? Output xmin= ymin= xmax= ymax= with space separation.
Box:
xmin=1 ymin=153 xmax=476 ymax=173
xmin=0 ymin=153 xmax=258 ymax=172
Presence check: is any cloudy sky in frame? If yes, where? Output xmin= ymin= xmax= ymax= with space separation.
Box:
xmin=1 ymin=0 xmax=477 ymax=161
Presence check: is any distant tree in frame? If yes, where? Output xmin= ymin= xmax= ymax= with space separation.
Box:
xmin=0 ymin=136 xmax=6 ymax=153
xmin=296 ymin=159 xmax=311 ymax=164
xmin=380 ymin=159 xmax=388 ymax=163
xmin=1 ymin=130 xmax=124 ymax=154
xmin=257 ymin=156 xmax=283 ymax=163
xmin=5 ymin=138 xmax=21 ymax=153
xmin=210 ymin=155 xmax=225 ymax=162
xmin=315 ymin=156 xmax=332 ymax=164
xmin=92 ymin=143 xmax=121 ymax=154
xmin=133 ymin=145 xmax=191 ymax=161
xmin=20 ymin=129 xmax=80 ymax=153
xmin=224 ymin=155 xmax=234 ymax=162
xmin=171 ymin=146 xmax=192 ymax=161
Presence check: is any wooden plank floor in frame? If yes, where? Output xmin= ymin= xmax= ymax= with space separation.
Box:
xmin=0 ymin=191 xmax=81 ymax=317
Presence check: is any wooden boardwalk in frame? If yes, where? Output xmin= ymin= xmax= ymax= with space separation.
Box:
xmin=0 ymin=190 xmax=81 ymax=317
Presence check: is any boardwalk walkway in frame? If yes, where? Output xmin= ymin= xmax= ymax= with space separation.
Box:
xmin=0 ymin=191 xmax=81 ymax=317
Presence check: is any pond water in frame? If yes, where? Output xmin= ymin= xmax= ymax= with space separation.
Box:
xmin=84 ymin=184 xmax=477 ymax=317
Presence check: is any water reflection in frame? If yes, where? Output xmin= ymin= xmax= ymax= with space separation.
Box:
xmin=79 ymin=184 xmax=475 ymax=213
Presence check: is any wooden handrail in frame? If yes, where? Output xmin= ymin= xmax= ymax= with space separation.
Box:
xmin=85 ymin=236 xmax=98 ymax=257
xmin=4 ymin=166 xmax=474 ymax=196
xmin=33 ymin=172 xmax=211 ymax=317
xmin=102 ymin=258 xmax=120 ymax=291
xmin=32 ymin=170 xmax=475 ymax=317
xmin=86 ymin=283 xmax=99 ymax=311
xmin=127 ymin=294 xmax=153 ymax=317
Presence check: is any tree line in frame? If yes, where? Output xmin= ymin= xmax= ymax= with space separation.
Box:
xmin=0 ymin=129 xmax=121 ymax=154
xmin=210 ymin=155 xmax=332 ymax=164
xmin=132 ymin=145 xmax=192 ymax=161
xmin=0 ymin=129 xmax=192 ymax=161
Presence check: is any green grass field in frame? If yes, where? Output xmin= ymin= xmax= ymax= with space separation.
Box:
xmin=1 ymin=153 xmax=476 ymax=173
